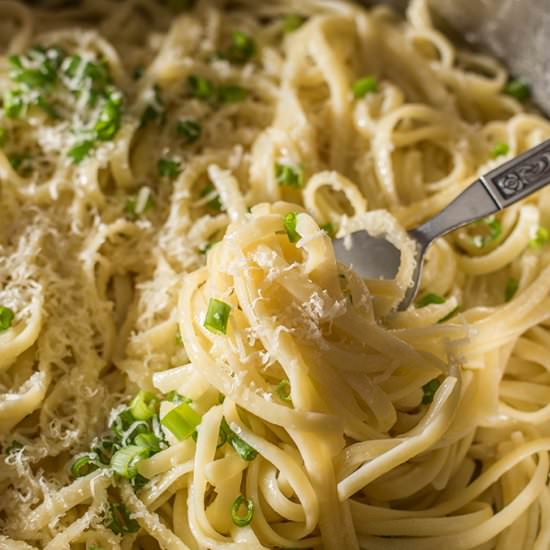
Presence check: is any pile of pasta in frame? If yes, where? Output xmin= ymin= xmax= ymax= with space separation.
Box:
xmin=2 ymin=0 xmax=550 ymax=548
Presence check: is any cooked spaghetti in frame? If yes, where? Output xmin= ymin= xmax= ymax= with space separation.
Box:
xmin=1 ymin=0 xmax=550 ymax=549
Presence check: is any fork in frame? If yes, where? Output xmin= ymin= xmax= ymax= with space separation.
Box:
xmin=332 ymin=138 xmax=550 ymax=309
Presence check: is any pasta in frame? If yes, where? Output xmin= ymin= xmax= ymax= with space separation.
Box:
xmin=1 ymin=0 xmax=550 ymax=548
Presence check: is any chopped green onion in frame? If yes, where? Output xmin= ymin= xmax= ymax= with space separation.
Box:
xmin=70 ymin=453 xmax=100 ymax=478
xmin=231 ymin=494 xmax=254 ymax=527
xmin=352 ymin=76 xmax=378 ymax=98
xmin=276 ymin=379 xmax=292 ymax=403
xmin=68 ymin=140 xmax=95 ymax=164
xmin=134 ymin=432 xmax=161 ymax=453
xmin=283 ymin=14 xmax=306 ymax=33
xmin=491 ymin=142 xmax=509 ymax=159
xmin=4 ymin=89 xmax=25 ymax=118
xmin=165 ymin=391 xmax=191 ymax=404
xmin=0 ymin=306 xmax=15 ymax=331
xmin=220 ymin=418 xmax=257 ymax=461
xmin=217 ymin=84 xmax=248 ymax=103
xmin=437 ymin=305 xmax=460 ymax=324
xmin=175 ymin=327 xmax=183 ymax=346
xmin=505 ymin=277 xmax=519 ymax=302
xmin=35 ymin=95 xmax=59 ymax=118
xmin=188 ymin=75 xmax=215 ymax=100
xmin=106 ymin=502 xmax=139 ymax=535
xmin=471 ymin=217 xmax=502 ymax=248
xmin=110 ymin=445 xmax=149 ymax=479
xmin=421 ymin=378 xmax=440 ymax=405
xmin=0 ymin=127 xmax=6 ymax=147
xmin=275 ymin=162 xmax=304 ymax=188
xmin=320 ymin=222 xmax=336 ymax=238
xmin=177 ymin=119 xmax=202 ymax=143
xmin=415 ymin=293 xmax=445 ymax=308
xmin=200 ymin=183 xmax=223 ymax=212
xmin=222 ymin=31 xmax=256 ymax=65
xmin=503 ymin=79 xmax=530 ymax=101
xmin=129 ymin=390 xmax=159 ymax=421
xmin=283 ymin=212 xmax=301 ymax=243
xmin=125 ymin=187 xmax=154 ymax=219
xmin=204 ymin=298 xmax=231 ymax=335
xmin=139 ymin=87 xmax=164 ymax=128
xmin=528 ymin=226 xmax=549 ymax=249
xmin=157 ymin=158 xmax=181 ymax=178
xmin=95 ymin=92 xmax=122 ymax=141
xmin=161 ymin=401 xmax=202 ymax=440
xmin=5 ymin=440 xmax=23 ymax=454
xmin=8 ymin=153 xmax=30 ymax=173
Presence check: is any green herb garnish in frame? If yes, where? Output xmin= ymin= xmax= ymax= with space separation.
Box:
xmin=161 ymin=401 xmax=202 ymax=441
xmin=220 ymin=418 xmax=257 ymax=461
xmin=68 ymin=140 xmax=95 ymax=164
xmin=106 ymin=502 xmax=139 ymax=535
xmin=188 ymin=75 xmax=216 ymax=100
xmin=276 ymin=380 xmax=292 ymax=403
xmin=421 ymin=378 xmax=440 ymax=405
xmin=320 ymin=222 xmax=336 ymax=238
xmin=504 ymin=277 xmax=519 ymax=302
xmin=415 ymin=293 xmax=446 ymax=308
xmin=231 ymin=495 xmax=254 ymax=527
xmin=283 ymin=212 xmax=301 ymax=243
xmin=217 ymin=84 xmax=248 ymax=103
xmin=0 ymin=306 xmax=15 ymax=331
xmin=157 ymin=158 xmax=181 ymax=178
xmin=221 ymin=31 xmax=256 ymax=64
xmin=491 ymin=142 xmax=509 ymax=159
xmin=528 ymin=227 xmax=549 ymax=249
xmin=352 ymin=76 xmax=378 ymax=98
xmin=503 ymin=79 xmax=530 ymax=101
xmin=204 ymin=298 xmax=231 ymax=335
xmin=275 ymin=163 xmax=304 ymax=188
xmin=176 ymin=119 xmax=202 ymax=143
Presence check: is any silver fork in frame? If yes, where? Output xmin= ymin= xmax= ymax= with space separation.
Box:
xmin=333 ymin=139 xmax=550 ymax=310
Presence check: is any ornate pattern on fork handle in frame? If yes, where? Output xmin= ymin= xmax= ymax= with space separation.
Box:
xmin=482 ymin=141 xmax=550 ymax=207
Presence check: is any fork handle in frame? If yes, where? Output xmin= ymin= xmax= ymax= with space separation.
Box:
xmin=410 ymin=138 xmax=550 ymax=249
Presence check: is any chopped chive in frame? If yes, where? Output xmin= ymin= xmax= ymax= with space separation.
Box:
xmin=283 ymin=14 xmax=306 ymax=33
xmin=68 ymin=140 xmax=95 ymax=164
xmin=437 ymin=305 xmax=460 ymax=324
xmin=221 ymin=31 xmax=256 ymax=65
xmin=352 ymin=76 xmax=378 ymax=98
xmin=415 ymin=293 xmax=445 ymax=308
xmin=276 ymin=379 xmax=292 ymax=403
xmin=275 ymin=162 xmax=304 ymax=188
xmin=471 ymin=216 xmax=502 ymax=248
xmin=4 ymin=89 xmax=25 ymax=118
xmin=0 ymin=306 xmax=15 ymax=331
xmin=106 ymin=502 xmax=139 ymax=535
xmin=95 ymin=92 xmax=122 ymax=141
xmin=320 ymin=222 xmax=336 ymax=238
xmin=5 ymin=440 xmax=23 ymax=454
xmin=421 ymin=378 xmax=440 ymax=405
xmin=176 ymin=119 xmax=202 ymax=143
xmin=204 ymin=298 xmax=231 ymax=335
xmin=231 ymin=494 xmax=254 ymax=527
xmin=187 ymin=75 xmax=215 ymax=100
xmin=110 ymin=445 xmax=149 ymax=479
xmin=528 ymin=226 xmax=549 ymax=249
xmin=129 ymin=390 xmax=159 ymax=421
xmin=165 ymin=391 xmax=190 ymax=404
xmin=125 ymin=187 xmax=154 ymax=219
xmin=503 ymin=79 xmax=530 ymax=101
xmin=504 ymin=277 xmax=519 ymax=302
xmin=161 ymin=401 xmax=202 ymax=440
xmin=70 ymin=453 xmax=100 ymax=478
xmin=157 ymin=158 xmax=181 ymax=178
xmin=491 ymin=142 xmax=509 ymax=159
xmin=200 ymin=183 xmax=223 ymax=212
xmin=220 ymin=418 xmax=257 ymax=461
xmin=283 ymin=212 xmax=301 ymax=243
xmin=133 ymin=432 xmax=161 ymax=453
xmin=217 ymin=84 xmax=248 ymax=103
